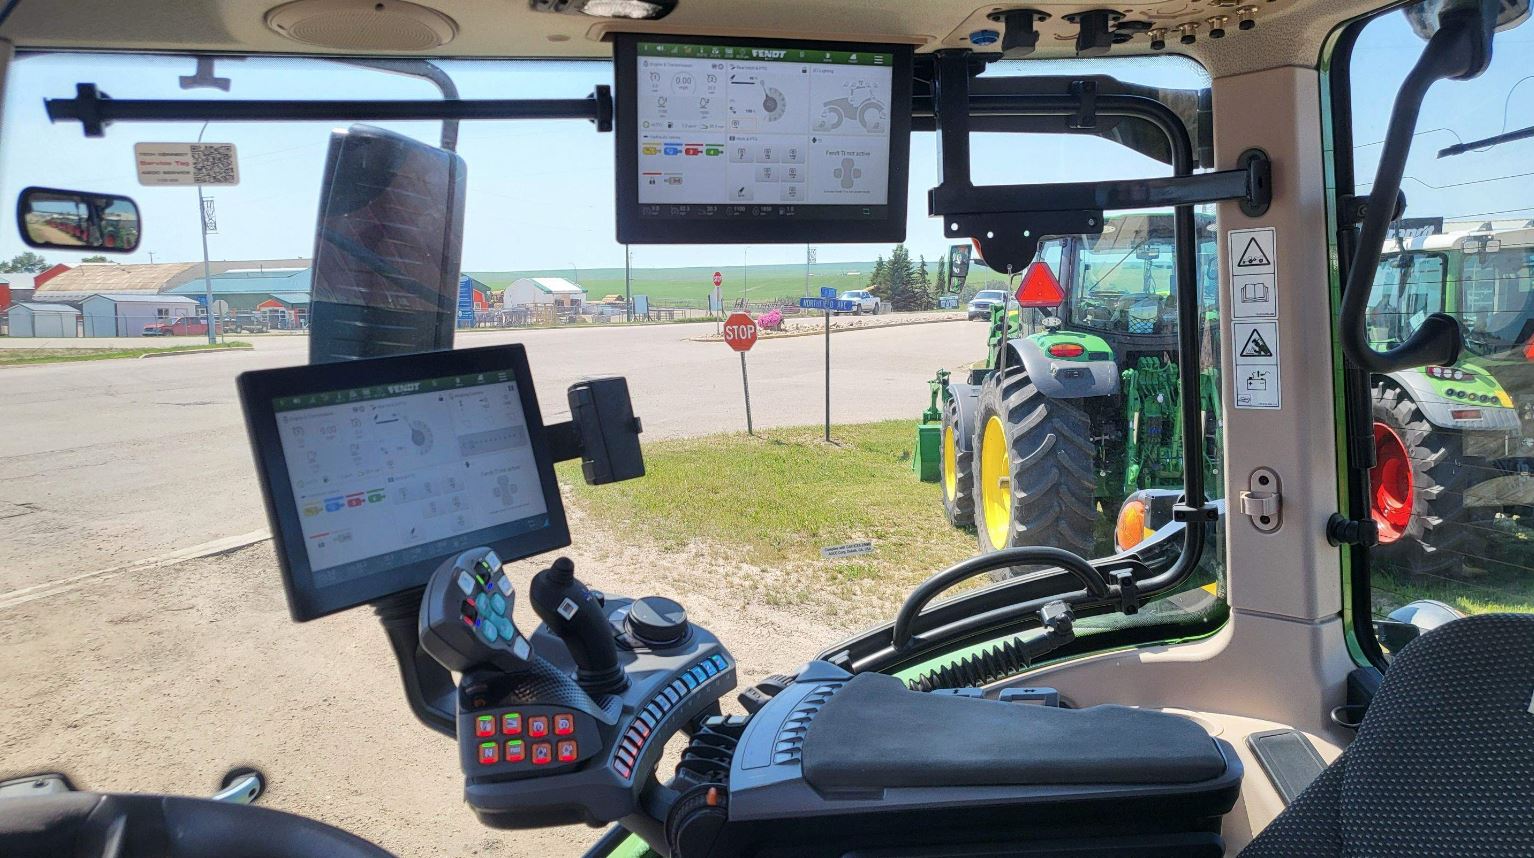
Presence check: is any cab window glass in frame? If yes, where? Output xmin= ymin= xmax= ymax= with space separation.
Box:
xmin=1343 ymin=5 xmax=1534 ymax=654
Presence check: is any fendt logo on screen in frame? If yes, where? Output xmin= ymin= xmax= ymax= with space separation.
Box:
xmin=387 ymin=383 xmax=422 ymax=395
xmin=751 ymin=49 xmax=787 ymax=59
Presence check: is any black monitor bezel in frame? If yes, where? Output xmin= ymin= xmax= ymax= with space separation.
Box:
xmin=613 ymin=32 xmax=913 ymax=245
xmin=238 ymin=344 xmax=570 ymax=621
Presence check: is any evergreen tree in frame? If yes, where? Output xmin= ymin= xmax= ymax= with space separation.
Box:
xmin=915 ymin=256 xmax=933 ymax=310
xmin=868 ymin=256 xmax=889 ymax=296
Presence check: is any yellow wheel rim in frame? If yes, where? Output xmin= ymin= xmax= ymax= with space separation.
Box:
xmin=942 ymin=424 xmax=958 ymax=502
xmin=979 ymin=415 xmax=1012 ymax=549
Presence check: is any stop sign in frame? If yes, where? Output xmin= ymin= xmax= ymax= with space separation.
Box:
xmin=713 ymin=271 xmax=723 ymax=287
xmin=723 ymin=312 xmax=757 ymax=352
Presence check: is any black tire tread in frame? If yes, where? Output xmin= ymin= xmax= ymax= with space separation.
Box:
xmin=1371 ymin=381 xmax=1480 ymax=578
xmin=941 ymin=393 xmax=976 ymax=527
xmin=973 ymin=366 xmax=1097 ymax=579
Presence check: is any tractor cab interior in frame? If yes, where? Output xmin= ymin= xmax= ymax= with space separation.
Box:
xmin=0 ymin=0 xmax=1531 ymax=856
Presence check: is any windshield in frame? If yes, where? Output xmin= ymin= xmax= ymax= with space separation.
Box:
xmin=0 ymin=50 xmax=1220 ymax=854
xmin=1055 ymin=214 xmax=1218 ymax=336
xmin=1459 ymin=247 xmax=1534 ymax=355
xmin=1368 ymin=250 xmax=1447 ymax=349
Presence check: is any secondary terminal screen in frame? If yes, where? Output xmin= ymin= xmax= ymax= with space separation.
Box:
xmin=272 ymin=371 xmax=550 ymax=588
xmin=634 ymin=41 xmax=894 ymax=217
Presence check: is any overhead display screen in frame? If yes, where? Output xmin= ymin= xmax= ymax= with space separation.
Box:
xmin=239 ymin=346 xmax=569 ymax=620
xmin=615 ymin=35 xmax=912 ymax=245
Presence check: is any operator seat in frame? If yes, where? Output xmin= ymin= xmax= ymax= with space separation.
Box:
xmin=1240 ymin=614 xmax=1534 ymax=857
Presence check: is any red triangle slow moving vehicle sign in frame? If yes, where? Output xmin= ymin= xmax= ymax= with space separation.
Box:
xmin=1015 ymin=261 xmax=1065 ymax=308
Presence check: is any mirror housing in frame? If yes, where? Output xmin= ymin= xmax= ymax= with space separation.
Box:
xmin=16 ymin=186 xmax=141 ymax=253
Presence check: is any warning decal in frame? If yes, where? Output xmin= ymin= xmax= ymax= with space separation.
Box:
xmin=1236 ymin=236 xmax=1272 ymax=268
xmin=1228 ymin=225 xmax=1281 ymax=410
xmin=1240 ymin=327 xmax=1274 ymax=358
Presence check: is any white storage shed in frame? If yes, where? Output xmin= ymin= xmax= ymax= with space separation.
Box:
xmin=8 ymin=302 xmax=80 ymax=337
xmin=81 ymin=293 xmax=200 ymax=337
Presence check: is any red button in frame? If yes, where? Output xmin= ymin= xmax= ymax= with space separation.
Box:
xmin=528 ymin=716 xmax=550 ymax=738
xmin=557 ymin=740 xmax=578 ymax=763
xmin=477 ymin=742 xmax=498 ymax=765
xmin=505 ymin=740 xmax=525 ymax=763
xmin=614 ymin=760 xmax=632 ymax=779
xmin=474 ymin=715 xmax=496 ymax=738
xmin=553 ymin=713 xmax=575 ymax=736
xmin=502 ymin=713 xmax=522 ymax=735
xmin=633 ymin=719 xmax=650 ymax=739
xmin=531 ymin=742 xmax=553 ymax=765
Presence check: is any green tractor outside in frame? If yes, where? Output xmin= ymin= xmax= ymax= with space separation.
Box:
xmin=1367 ymin=222 xmax=1534 ymax=578
xmin=916 ymin=213 xmax=1223 ymax=574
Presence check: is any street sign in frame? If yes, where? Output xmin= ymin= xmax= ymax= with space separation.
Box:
xmin=713 ymin=271 xmax=723 ymax=287
xmin=723 ymin=312 xmax=757 ymax=352
xmin=820 ymin=286 xmax=837 ymax=299
xmin=799 ymin=297 xmax=856 ymax=312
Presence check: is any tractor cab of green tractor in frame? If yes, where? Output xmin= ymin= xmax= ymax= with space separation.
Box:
xmin=2 ymin=0 xmax=1534 ymax=857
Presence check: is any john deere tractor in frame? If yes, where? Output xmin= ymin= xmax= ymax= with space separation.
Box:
xmin=917 ymin=213 xmax=1223 ymax=573
xmin=1366 ymin=222 xmax=1534 ymax=577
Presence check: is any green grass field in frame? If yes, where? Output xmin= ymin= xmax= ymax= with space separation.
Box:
xmin=0 ymin=341 xmax=253 ymax=366
xmin=468 ymin=262 xmax=877 ymax=308
xmin=557 ymin=420 xmax=978 ymax=613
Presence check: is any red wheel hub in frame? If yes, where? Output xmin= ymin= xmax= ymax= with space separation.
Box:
xmin=1371 ymin=422 xmax=1414 ymax=543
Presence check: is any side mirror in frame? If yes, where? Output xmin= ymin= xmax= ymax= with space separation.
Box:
xmin=17 ymin=186 xmax=141 ymax=253
xmin=946 ymin=243 xmax=972 ymax=294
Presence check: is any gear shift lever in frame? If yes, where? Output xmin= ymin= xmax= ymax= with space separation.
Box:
xmin=529 ymin=557 xmax=627 ymax=693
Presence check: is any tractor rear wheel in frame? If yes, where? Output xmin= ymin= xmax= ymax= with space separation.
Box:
xmin=1371 ymin=381 xmax=1479 ymax=579
xmin=940 ymin=393 xmax=975 ymax=527
xmin=972 ymin=365 xmax=1098 ymax=580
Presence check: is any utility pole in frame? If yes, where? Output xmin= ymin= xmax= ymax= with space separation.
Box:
xmin=742 ymin=247 xmax=749 ymax=309
xmin=195 ymin=121 xmax=217 ymax=345
xmin=804 ymin=245 xmax=816 ymax=296
xmin=624 ymin=244 xmax=632 ymax=323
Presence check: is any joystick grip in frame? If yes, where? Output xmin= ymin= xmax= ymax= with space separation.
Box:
xmin=530 ymin=557 xmax=626 ymax=692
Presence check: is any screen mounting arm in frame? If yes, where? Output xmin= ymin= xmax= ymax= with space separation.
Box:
xmin=926 ymin=51 xmax=1271 ymax=274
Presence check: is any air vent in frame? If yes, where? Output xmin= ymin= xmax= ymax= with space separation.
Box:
xmin=266 ymin=0 xmax=458 ymax=51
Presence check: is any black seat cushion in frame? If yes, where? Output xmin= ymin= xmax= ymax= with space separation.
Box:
xmin=1242 ymin=613 xmax=1534 ymax=856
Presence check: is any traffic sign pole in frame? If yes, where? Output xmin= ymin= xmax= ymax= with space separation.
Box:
xmin=741 ymin=351 xmax=753 ymax=436
xmin=824 ymin=305 xmax=831 ymax=442
xmin=722 ymin=311 xmax=758 ymax=435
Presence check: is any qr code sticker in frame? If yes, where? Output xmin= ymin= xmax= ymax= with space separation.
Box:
xmin=189 ymin=143 xmax=239 ymax=185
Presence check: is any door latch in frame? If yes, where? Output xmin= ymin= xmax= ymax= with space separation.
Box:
xmin=1239 ymin=467 xmax=1282 ymax=533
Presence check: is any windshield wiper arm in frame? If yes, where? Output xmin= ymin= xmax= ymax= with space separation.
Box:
xmin=1438 ymin=122 xmax=1534 ymax=157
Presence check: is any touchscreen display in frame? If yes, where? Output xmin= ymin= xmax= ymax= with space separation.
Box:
xmin=272 ymin=371 xmax=550 ymax=589
xmin=636 ymin=41 xmax=893 ymax=211
xmin=615 ymin=36 xmax=911 ymax=244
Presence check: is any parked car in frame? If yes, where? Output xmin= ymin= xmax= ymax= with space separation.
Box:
xmin=837 ymin=289 xmax=881 ymax=315
xmin=142 ymin=316 xmax=209 ymax=336
xmin=966 ymin=289 xmax=1009 ymax=321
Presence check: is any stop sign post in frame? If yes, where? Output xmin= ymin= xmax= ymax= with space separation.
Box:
xmin=723 ymin=312 xmax=757 ymax=435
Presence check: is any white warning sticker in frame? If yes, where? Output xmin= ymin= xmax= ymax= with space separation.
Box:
xmin=1228 ymin=226 xmax=1281 ymax=410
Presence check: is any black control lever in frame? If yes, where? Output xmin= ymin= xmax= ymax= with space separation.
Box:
xmin=530 ymin=557 xmax=628 ymax=694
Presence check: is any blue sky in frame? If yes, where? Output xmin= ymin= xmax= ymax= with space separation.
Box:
xmin=0 ymin=11 xmax=1528 ymax=273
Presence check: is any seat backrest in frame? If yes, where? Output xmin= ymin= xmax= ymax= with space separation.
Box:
xmin=1242 ymin=614 xmax=1534 ymax=856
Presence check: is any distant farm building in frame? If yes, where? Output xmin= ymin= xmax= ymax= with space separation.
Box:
xmin=8 ymin=302 xmax=79 ymax=337
xmin=81 ymin=293 xmax=200 ymax=337
xmin=502 ymin=277 xmax=586 ymax=308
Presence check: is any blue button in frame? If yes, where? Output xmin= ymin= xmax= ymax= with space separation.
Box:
xmin=702 ymin=660 xmax=718 ymax=677
xmin=665 ymin=687 xmax=682 ymax=705
xmin=670 ymin=680 xmax=688 ymax=696
xmin=495 ymin=616 xmax=515 ymax=640
xmin=478 ymin=621 xmax=500 ymax=643
xmin=711 ymin=654 xmax=728 ymax=671
xmin=490 ymin=593 xmax=507 ymax=615
xmin=640 ymin=709 xmax=658 ymax=728
xmin=682 ymin=672 xmax=698 ymax=690
xmin=690 ymin=666 xmax=709 ymax=684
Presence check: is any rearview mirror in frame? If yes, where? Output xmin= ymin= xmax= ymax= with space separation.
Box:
xmin=946 ymin=243 xmax=972 ymax=294
xmin=17 ymin=187 xmax=141 ymax=253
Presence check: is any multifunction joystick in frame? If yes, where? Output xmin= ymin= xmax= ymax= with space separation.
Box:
xmin=529 ymin=557 xmax=627 ymax=693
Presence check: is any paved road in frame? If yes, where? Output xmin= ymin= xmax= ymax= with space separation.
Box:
xmin=0 ymin=320 xmax=979 ymax=593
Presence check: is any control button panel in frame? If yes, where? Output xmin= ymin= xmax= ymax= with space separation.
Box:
xmin=613 ymin=653 xmax=732 ymax=780
xmin=459 ymin=703 xmax=601 ymax=779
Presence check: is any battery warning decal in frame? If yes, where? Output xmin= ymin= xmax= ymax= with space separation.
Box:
xmin=1228 ymin=226 xmax=1280 ymax=409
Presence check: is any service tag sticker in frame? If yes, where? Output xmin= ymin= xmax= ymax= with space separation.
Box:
xmin=821 ymin=541 xmax=874 ymax=559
